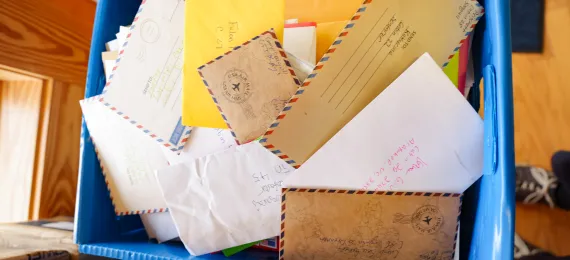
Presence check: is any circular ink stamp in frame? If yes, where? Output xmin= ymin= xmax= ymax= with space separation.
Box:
xmin=140 ymin=19 xmax=161 ymax=43
xmin=411 ymin=205 xmax=443 ymax=235
xmin=222 ymin=69 xmax=253 ymax=103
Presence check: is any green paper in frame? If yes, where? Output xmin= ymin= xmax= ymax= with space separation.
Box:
xmin=443 ymin=50 xmax=460 ymax=87
xmin=222 ymin=241 xmax=259 ymax=257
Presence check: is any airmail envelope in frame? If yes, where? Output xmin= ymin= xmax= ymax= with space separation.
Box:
xmin=80 ymin=96 xmax=168 ymax=215
xmin=281 ymin=189 xmax=461 ymax=260
xmin=100 ymin=0 xmax=190 ymax=151
xmin=183 ymin=0 xmax=285 ymax=129
xmin=262 ymin=0 xmax=484 ymax=166
xmin=197 ymin=30 xmax=300 ymax=144
xmin=284 ymin=53 xmax=484 ymax=194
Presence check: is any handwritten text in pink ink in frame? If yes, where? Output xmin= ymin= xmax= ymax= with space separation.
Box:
xmin=360 ymin=138 xmax=428 ymax=191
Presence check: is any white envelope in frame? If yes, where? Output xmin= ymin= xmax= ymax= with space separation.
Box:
xmin=116 ymin=25 xmax=130 ymax=48
xmin=103 ymin=59 xmax=115 ymax=81
xmin=80 ymin=96 xmax=168 ymax=215
xmin=284 ymin=53 xmax=484 ymax=193
xmin=161 ymin=127 xmax=235 ymax=165
xmin=106 ymin=39 xmax=119 ymax=52
xmin=284 ymin=23 xmax=317 ymax=64
xmin=101 ymin=0 xmax=190 ymax=151
xmin=140 ymin=212 xmax=179 ymax=243
xmin=156 ymin=142 xmax=294 ymax=256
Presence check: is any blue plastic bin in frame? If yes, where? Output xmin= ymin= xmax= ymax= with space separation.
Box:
xmin=75 ymin=0 xmax=514 ymax=258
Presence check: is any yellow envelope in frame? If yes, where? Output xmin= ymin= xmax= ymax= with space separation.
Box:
xmin=261 ymin=0 xmax=483 ymax=166
xmin=183 ymin=0 xmax=285 ymax=128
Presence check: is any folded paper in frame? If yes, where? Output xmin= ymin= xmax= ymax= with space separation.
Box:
xmin=183 ymin=0 xmax=285 ymax=128
xmin=99 ymin=0 xmax=190 ymax=151
xmin=197 ymin=31 xmax=300 ymax=144
xmin=155 ymin=142 xmax=294 ymax=255
xmin=285 ymin=51 xmax=315 ymax=83
xmin=106 ymin=40 xmax=119 ymax=52
xmin=281 ymin=189 xmax=461 ymax=260
xmin=140 ymin=212 xmax=179 ymax=243
xmin=284 ymin=22 xmax=317 ymax=64
xmin=262 ymin=0 xmax=484 ymax=166
xmin=80 ymin=96 xmax=168 ymax=215
xmin=284 ymin=53 xmax=483 ymax=193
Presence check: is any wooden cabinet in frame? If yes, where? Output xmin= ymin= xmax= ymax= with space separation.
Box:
xmin=0 ymin=0 xmax=96 ymax=221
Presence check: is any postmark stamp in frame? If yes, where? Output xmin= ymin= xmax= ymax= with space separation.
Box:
xmin=222 ymin=69 xmax=253 ymax=103
xmin=222 ymin=69 xmax=255 ymax=120
xmin=411 ymin=205 xmax=444 ymax=235
xmin=140 ymin=19 xmax=161 ymax=43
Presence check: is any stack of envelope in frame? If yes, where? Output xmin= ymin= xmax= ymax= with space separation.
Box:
xmin=82 ymin=0 xmax=485 ymax=258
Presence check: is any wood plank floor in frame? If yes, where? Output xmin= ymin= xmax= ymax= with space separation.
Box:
xmin=513 ymin=0 xmax=570 ymax=256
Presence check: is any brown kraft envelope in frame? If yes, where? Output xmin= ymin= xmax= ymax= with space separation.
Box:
xmin=197 ymin=30 xmax=301 ymax=144
xmin=260 ymin=0 xmax=484 ymax=167
xmin=280 ymin=189 xmax=462 ymax=260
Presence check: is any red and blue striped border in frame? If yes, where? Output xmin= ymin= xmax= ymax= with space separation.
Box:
xmin=102 ymin=0 xmax=146 ymax=94
xmin=98 ymin=97 xmax=191 ymax=152
xmin=81 ymin=96 xmax=169 ymax=216
xmin=260 ymin=0 xmax=484 ymax=169
xmin=98 ymin=0 xmax=191 ymax=152
xmin=279 ymin=187 xmax=462 ymax=260
xmin=260 ymin=0 xmax=372 ymax=170
xmin=442 ymin=0 xmax=484 ymax=68
xmin=197 ymin=29 xmax=301 ymax=145
xmin=451 ymin=194 xmax=463 ymax=259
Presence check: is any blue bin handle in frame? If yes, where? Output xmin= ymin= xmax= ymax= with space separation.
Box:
xmin=483 ymin=65 xmax=498 ymax=175
xmin=468 ymin=0 xmax=515 ymax=259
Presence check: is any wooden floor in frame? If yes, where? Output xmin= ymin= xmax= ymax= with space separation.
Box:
xmin=513 ymin=0 xmax=570 ymax=256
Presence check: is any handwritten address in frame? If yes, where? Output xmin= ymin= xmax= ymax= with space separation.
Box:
xmin=456 ymin=1 xmax=481 ymax=33
xmin=259 ymin=37 xmax=289 ymax=75
xmin=250 ymin=162 xmax=291 ymax=211
xmin=318 ymin=236 xmax=402 ymax=258
xmin=216 ymin=21 xmax=240 ymax=50
xmin=142 ymin=41 xmax=183 ymax=106
xmin=361 ymin=138 xmax=428 ymax=191
xmin=375 ymin=15 xmax=417 ymax=57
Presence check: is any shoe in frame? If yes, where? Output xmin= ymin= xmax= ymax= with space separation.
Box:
xmin=516 ymin=165 xmax=558 ymax=208
xmin=514 ymin=233 xmax=548 ymax=259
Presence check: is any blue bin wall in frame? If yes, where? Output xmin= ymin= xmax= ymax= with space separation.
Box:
xmin=75 ymin=0 xmax=514 ymax=258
